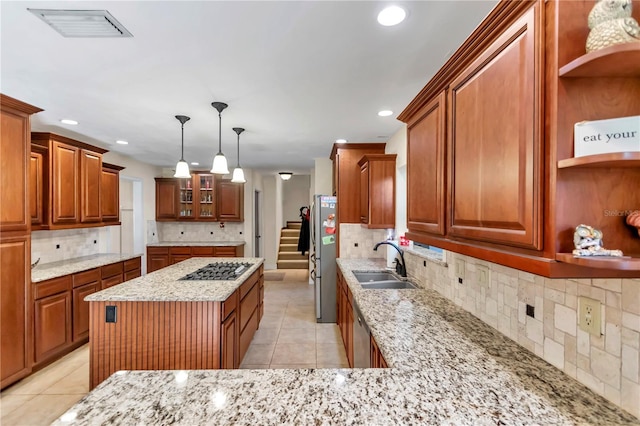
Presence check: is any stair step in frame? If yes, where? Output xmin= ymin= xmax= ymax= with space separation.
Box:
xmin=286 ymin=221 xmax=302 ymax=229
xmin=279 ymin=244 xmax=299 ymax=252
xmin=278 ymin=251 xmax=309 ymax=260
xmin=281 ymin=229 xmax=300 ymax=237
xmin=280 ymin=237 xmax=298 ymax=244
xmin=277 ymin=259 xmax=309 ymax=270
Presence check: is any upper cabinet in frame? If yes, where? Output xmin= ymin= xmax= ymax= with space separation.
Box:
xmin=399 ymin=0 xmax=639 ymax=277
xmin=155 ymin=173 xmax=243 ymax=222
xmin=358 ymin=154 xmax=396 ymax=229
xmin=31 ymin=133 xmax=122 ymax=230
xmin=101 ymin=163 xmax=124 ymax=224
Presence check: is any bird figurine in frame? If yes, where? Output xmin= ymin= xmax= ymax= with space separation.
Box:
xmin=586 ymin=0 xmax=640 ymax=52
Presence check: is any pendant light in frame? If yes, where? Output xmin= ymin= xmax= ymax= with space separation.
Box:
xmin=231 ymin=127 xmax=246 ymax=183
xmin=279 ymin=172 xmax=293 ymax=181
xmin=210 ymin=102 xmax=230 ymax=174
xmin=174 ymin=115 xmax=191 ymax=178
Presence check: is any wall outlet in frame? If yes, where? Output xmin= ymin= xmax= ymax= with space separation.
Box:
xmin=455 ymin=259 xmax=465 ymax=279
xmin=579 ymin=297 xmax=601 ymax=336
xmin=477 ymin=265 xmax=490 ymax=285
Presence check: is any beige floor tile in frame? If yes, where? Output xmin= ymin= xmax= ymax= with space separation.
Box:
xmin=317 ymin=343 xmax=348 ymax=365
xmin=239 ymin=364 xmax=270 ymax=370
xmin=316 ymin=324 xmax=342 ymax=344
xmin=259 ymin=314 xmax=285 ymax=328
xmin=269 ymin=364 xmax=316 ymax=369
xmin=1 ymin=394 xmax=84 ymax=426
xmin=3 ymin=356 xmax=86 ymax=396
xmin=43 ymin=362 xmax=89 ymax=395
xmin=241 ymin=343 xmax=275 ymax=365
xmin=271 ymin=343 xmax=316 ymax=364
xmin=281 ymin=316 xmax=316 ymax=329
xmin=0 ymin=394 xmax=35 ymax=417
xmin=316 ymin=361 xmax=350 ymax=369
xmin=277 ymin=328 xmax=316 ymax=345
xmin=251 ymin=327 xmax=281 ymax=345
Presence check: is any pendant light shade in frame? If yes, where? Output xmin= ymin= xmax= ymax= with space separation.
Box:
xmin=210 ymin=102 xmax=230 ymax=174
xmin=174 ymin=115 xmax=191 ymax=178
xmin=231 ymin=127 xmax=246 ymax=183
xmin=279 ymin=172 xmax=293 ymax=181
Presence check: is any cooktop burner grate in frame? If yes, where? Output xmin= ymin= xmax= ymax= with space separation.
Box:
xmin=179 ymin=262 xmax=252 ymax=281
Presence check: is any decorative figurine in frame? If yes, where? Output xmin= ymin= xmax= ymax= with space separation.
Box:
xmin=627 ymin=211 xmax=640 ymax=237
xmin=586 ymin=0 xmax=640 ymax=52
xmin=573 ymin=224 xmax=624 ymax=256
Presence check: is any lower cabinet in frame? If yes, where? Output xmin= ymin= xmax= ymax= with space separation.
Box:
xmin=336 ymin=269 xmax=354 ymax=368
xmin=146 ymin=245 xmax=244 ymax=273
xmin=72 ymin=282 xmax=100 ymax=342
xmin=370 ymin=335 xmax=388 ymax=368
xmin=34 ymin=275 xmax=73 ymax=364
xmin=101 ymin=262 xmax=123 ymax=289
xmin=147 ymin=247 xmax=170 ymax=273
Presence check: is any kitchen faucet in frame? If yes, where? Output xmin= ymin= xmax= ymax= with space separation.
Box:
xmin=373 ymin=241 xmax=407 ymax=277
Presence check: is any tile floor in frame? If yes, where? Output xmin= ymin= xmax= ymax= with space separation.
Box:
xmin=0 ymin=269 xmax=346 ymax=425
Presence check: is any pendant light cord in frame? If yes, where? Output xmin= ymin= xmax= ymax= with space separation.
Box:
xmin=236 ymin=133 xmax=241 ymax=167
xmin=180 ymin=123 xmax=185 ymax=161
xmin=217 ymin=112 xmax=223 ymax=155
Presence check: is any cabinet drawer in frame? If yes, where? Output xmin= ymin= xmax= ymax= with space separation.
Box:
xmin=124 ymin=269 xmax=141 ymax=281
xmin=191 ymin=246 xmax=214 ymax=256
xmin=34 ymin=275 xmax=72 ymax=300
xmin=169 ymin=246 xmax=191 ymax=255
xmin=72 ymin=268 xmax=100 ymax=288
xmin=222 ymin=290 xmax=238 ymax=320
xmin=147 ymin=247 xmax=169 ymax=255
xmin=124 ymin=257 xmax=141 ymax=272
xmin=213 ymin=246 xmax=237 ymax=257
xmin=101 ymin=262 xmax=123 ymax=279
xmin=102 ymin=274 xmax=123 ymax=289
xmin=239 ymin=284 xmax=258 ymax=333
xmin=239 ymin=270 xmax=259 ymax=300
xmin=239 ymin=307 xmax=258 ymax=364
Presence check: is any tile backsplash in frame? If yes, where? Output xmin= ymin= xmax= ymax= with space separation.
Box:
xmin=32 ymin=228 xmax=100 ymax=265
xmin=338 ymin=224 xmax=387 ymax=259
xmin=404 ymin=249 xmax=640 ymax=419
xmin=157 ymin=222 xmax=245 ymax=242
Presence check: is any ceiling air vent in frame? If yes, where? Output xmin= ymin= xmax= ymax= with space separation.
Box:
xmin=28 ymin=9 xmax=133 ymax=38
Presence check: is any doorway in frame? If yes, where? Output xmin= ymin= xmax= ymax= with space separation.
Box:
xmin=254 ymin=190 xmax=261 ymax=257
xmin=120 ymin=177 xmax=144 ymax=269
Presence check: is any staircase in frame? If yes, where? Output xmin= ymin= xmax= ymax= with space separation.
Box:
xmin=277 ymin=221 xmax=309 ymax=270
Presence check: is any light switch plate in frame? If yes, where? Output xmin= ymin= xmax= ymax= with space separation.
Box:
xmin=477 ymin=265 xmax=490 ymax=286
xmin=579 ymin=297 xmax=601 ymax=336
xmin=455 ymin=259 xmax=465 ymax=279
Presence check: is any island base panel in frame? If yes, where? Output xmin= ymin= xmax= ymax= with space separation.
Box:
xmin=89 ymin=300 xmax=221 ymax=389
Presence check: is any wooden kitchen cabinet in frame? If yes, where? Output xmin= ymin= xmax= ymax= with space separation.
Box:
xmin=221 ymin=309 xmax=238 ymax=369
xmin=406 ymin=91 xmax=447 ymax=237
xmin=147 ymin=247 xmax=170 ymax=273
xmin=124 ymin=257 xmax=142 ymax=281
xmin=146 ymin=245 xmax=244 ymax=273
xmin=169 ymin=246 xmax=191 ymax=265
xmin=29 ymin=147 xmax=47 ymax=227
xmin=216 ymin=179 xmax=243 ymax=222
xmin=80 ymin=148 xmax=103 ymax=223
xmin=1 ymin=94 xmax=41 ymax=390
xmin=101 ymin=262 xmax=124 ymax=289
xmin=34 ymin=276 xmax=73 ymax=366
xmin=155 ymin=178 xmax=179 ymax=220
xmin=101 ymin=163 xmax=124 ymax=223
xmin=72 ymin=282 xmax=100 ymax=342
xmin=370 ymin=334 xmax=388 ymax=368
xmin=336 ymin=269 xmax=353 ymax=368
xmin=358 ymin=154 xmax=396 ymax=229
xmin=196 ymin=174 xmax=216 ymax=220
xmin=51 ymin=140 xmax=80 ymax=225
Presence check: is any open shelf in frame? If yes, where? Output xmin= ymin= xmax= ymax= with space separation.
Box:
xmin=559 ymin=43 xmax=640 ymax=78
xmin=558 ymin=152 xmax=640 ymax=169
xmin=556 ymin=253 xmax=640 ymax=271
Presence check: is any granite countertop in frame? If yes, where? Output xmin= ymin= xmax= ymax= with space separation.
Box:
xmin=31 ymin=253 xmax=142 ymax=283
xmin=147 ymin=241 xmax=246 ymax=247
xmin=55 ymin=258 xmax=638 ymax=425
xmin=85 ymin=257 xmax=264 ymax=302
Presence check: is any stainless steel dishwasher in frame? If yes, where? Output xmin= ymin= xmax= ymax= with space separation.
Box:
xmin=353 ymin=301 xmax=371 ymax=368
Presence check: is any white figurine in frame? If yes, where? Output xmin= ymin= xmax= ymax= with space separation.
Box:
xmin=572 ymin=224 xmax=623 ymax=257
xmin=586 ymin=0 xmax=640 ymax=52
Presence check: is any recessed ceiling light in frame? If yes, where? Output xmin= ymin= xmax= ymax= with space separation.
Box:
xmin=191 ymin=162 xmax=200 ymax=166
xmin=377 ymin=6 xmax=406 ymax=26
xmin=378 ymin=110 xmax=393 ymax=117
xmin=60 ymin=119 xmax=78 ymax=125
xmin=116 ymin=140 xmax=128 ymax=145
xmin=336 ymin=139 xmax=347 ymax=144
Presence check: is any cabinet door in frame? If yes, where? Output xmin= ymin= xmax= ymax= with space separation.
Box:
xmin=170 ymin=255 xmax=191 ymax=265
xmin=101 ymin=167 xmax=119 ymax=222
xmin=80 ymin=149 xmax=102 ymax=223
xmin=51 ymin=141 xmax=80 ymax=224
xmin=147 ymin=255 xmax=169 ymax=273
xmin=359 ymin=163 xmax=369 ymax=224
xmin=30 ymin=151 xmax=44 ymax=226
xmin=408 ymin=91 xmax=447 ymax=236
xmin=221 ymin=310 xmax=237 ymax=369
xmin=196 ymin=174 xmax=216 ymax=220
xmin=155 ymin=179 xmax=178 ymax=220
xmin=370 ymin=334 xmax=380 ymax=368
xmin=34 ymin=291 xmax=72 ymax=364
xmin=0 ymin=235 xmax=31 ymax=387
xmin=217 ymin=180 xmax=243 ymax=222
xmin=177 ymin=177 xmax=195 ymax=219
xmin=0 ymin=108 xmax=29 ymax=232
xmin=346 ymin=299 xmax=354 ymax=368
xmin=213 ymin=246 xmax=237 ymax=257
xmin=72 ymin=282 xmax=100 ymax=342
xmin=448 ymin=7 xmax=541 ymax=249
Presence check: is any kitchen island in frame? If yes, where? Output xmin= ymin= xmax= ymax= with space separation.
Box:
xmin=85 ymin=257 xmax=264 ymax=389
xmin=56 ymin=258 xmax=636 ymax=425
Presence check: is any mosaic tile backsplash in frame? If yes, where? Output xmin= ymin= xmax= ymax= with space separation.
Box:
xmin=403 ymin=249 xmax=640 ymax=418
xmin=156 ymin=222 xmax=245 ymax=242
xmin=32 ymin=228 xmax=101 ymax=265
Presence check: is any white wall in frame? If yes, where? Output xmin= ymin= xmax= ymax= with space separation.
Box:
xmin=313 ymin=157 xmax=333 ymax=196
xmin=282 ymin=175 xmax=310 ymax=223
xmin=262 ymin=175 xmax=278 ymax=269
xmin=385 ymin=125 xmax=408 ymax=237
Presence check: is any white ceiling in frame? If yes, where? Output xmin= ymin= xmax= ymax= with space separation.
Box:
xmin=1 ymin=1 xmax=497 ymax=174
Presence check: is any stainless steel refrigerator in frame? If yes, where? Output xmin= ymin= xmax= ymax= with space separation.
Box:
xmin=311 ymin=195 xmax=337 ymax=323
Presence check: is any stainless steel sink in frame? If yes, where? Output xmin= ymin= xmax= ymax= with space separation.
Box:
xmin=360 ymin=280 xmax=419 ymax=290
xmin=352 ymin=271 xmax=400 ymax=283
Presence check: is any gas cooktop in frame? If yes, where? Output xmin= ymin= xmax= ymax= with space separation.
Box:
xmin=179 ymin=262 xmax=252 ymax=281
